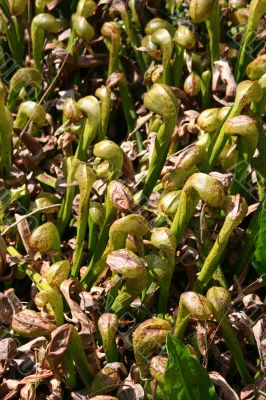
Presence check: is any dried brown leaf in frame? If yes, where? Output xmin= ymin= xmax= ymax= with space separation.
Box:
xmin=57 ymin=133 xmax=76 ymax=149
xmin=212 ymin=61 xmax=236 ymax=99
xmin=47 ymin=0 xmax=61 ymax=10
xmin=20 ymin=383 xmax=36 ymax=400
xmin=0 ymin=380 xmax=20 ymax=399
xmin=0 ymin=236 xmax=7 ymax=276
xmin=120 ymin=141 xmax=138 ymax=161
xmin=243 ymin=293 xmax=263 ymax=308
xmin=209 ymin=371 xmax=239 ymax=400
xmin=71 ymin=392 xmax=117 ymax=400
xmin=46 ymin=324 xmax=72 ymax=363
xmin=0 ymin=293 xmax=13 ymax=325
xmin=109 ymin=181 xmax=134 ymax=212
xmin=91 ymin=397 xmax=118 ymax=400
xmin=47 ymin=377 xmax=63 ymax=400
xmin=60 ymin=279 xmax=96 ymax=346
xmin=239 ymin=385 xmax=254 ymax=400
xmin=228 ymin=311 xmax=253 ymax=338
xmin=4 ymin=289 xmax=23 ymax=314
xmin=122 ymin=152 xmax=135 ymax=183
xmin=0 ymin=338 xmax=17 ymax=376
xmin=117 ymin=366 xmax=144 ymax=400
xmin=14 ymin=129 xmax=42 ymax=156
xmin=2 ymin=369 xmax=53 ymax=400
xmin=14 ymin=214 xmax=34 ymax=257
xmin=17 ymin=337 xmax=47 ymax=354
xmin=128 ymin=113 xmax=153 ymax=137
xmin=252 ymin=319 xmax=266 ymax=373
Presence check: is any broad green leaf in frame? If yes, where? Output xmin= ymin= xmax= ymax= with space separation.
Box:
xmin=163 ymin=335 xmax=219 ymax=400
xmin=252 ymin=200 xmax=266 ymax=284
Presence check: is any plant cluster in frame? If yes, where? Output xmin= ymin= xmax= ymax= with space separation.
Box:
xmin=0 ymin=0 xmax=265 ymax=399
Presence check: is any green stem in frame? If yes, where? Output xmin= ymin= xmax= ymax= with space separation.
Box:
xmin=99 ymin=22 xmax=121 ymax=140
xmin=31 ymin=13 xmax=60 ymax=71
xmin=158 ymin=279 xmax=171 ymax=316
xmin=66 ymin=28 xmax=75 ymax=55
xmin=229 ymin=150 xmax=247 ymax=195
xmin=71 ymin=164 xmax=96 ymax=277
xmin=57 ymin=158 xmax=80 ymax=237
xmin=91 ymin=206 xmax=115 ymax=258
xmin=26 ymin=267 xmax=64 ymax=326
xmin=200 ymin=235 xmax=227 ymax=288
xmin=81 ymin=253 xmax=109 ymax=289
xmin=235 ymin=30 xmax=255 ymax=83
xmin=75 ymin=96 xmax=101 ymax=161
xmin=201 ymin=70 xmax=212 ymax=109
xmin=109 ymin=288 xmax=134 ymax=316
xmin=98 ymin=313 xmax=118 ymax=363
xmin=98 ymin=87 xmax=111 ymax=140
xmin=75 ymin=120 xmax=94 ymax=161
xmin=151 ymin=29 xmax=173 ymax=85
xmin=106 ymin=39 xmax=120 ymax=77
xmin=173 ymin=45 xmax=184 ymax=88
xmin=116 ymin=73 xmax=143 ymax=151
xmin=214 ymin=311 xmax=252 ymax=383
xmin=209 ymin=80 xmax=262 ymax=166
xmin=0 ymin=0 xmax=23 ymax=65
xmin=81 ymin=186 xmax=117 ymax=288
xmin=7 ymin=67 xmax=42 ymax=111
xmin=87 ymin=218 xmax=98 ymax=262
xmin=235 ymin=206 xmax=260 ymax=276
xmin=174 ymin=196 xmax=247 ymax=340
xmin=205 ymin=0 xmax=220 ymax=71
xmin=174 ymin=307 xmax=190 ymax=339
xmin=171 ymin=173 xmax=225 ymax=245
xmin=150 ymin=228 xmax=176 ymax=316
xmin=68 ymin=325 xmax=94 ymax=386
xmin=193 ymin=216 xmax=240 ymax=292
xmin=105 ymin=340 xmax=118 ymax=363
xmin=140 ymin=84 xmax=178 ymax=203
xmin=105 ymin=249 xmax=147 ymax=316
xmin=63 ymin=349 xmax=78 ymax=388
xmin=0 ymin=91 xmax=12 ymax=179
xmin=6 ymin=246 xmax=26 ymax=279
xmin=118 ymin=8 xmax=147 ymax=74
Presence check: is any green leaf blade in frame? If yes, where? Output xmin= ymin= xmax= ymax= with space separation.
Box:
xmin=163 ymin=335 xmax=219 ymax=400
